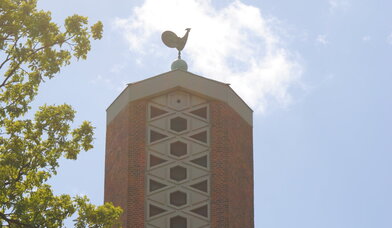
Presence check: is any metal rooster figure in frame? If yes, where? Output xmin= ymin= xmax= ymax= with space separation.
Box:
xmin=161 ymin=28 xmax=191 ymax=59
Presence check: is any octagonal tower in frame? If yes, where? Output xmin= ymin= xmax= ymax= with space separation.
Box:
xmin=104 ymin=69 xmax=253 ymax=228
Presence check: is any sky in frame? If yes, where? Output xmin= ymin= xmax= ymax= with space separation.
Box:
xmin=33 ymin=0 xmax=392 ymax=227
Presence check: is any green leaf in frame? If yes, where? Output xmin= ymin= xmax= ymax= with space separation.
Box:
xmin=91 ymin=21 xmax=103 ymax=40
xmin=0 ymin=0 xmax=122 ymax=227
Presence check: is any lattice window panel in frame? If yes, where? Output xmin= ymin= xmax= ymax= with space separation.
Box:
xmin=146 ymin=91 xmax=210 ymax=228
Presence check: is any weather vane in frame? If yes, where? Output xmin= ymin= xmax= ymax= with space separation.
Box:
xmin=161 ymin=28 xmax=191 ymax=60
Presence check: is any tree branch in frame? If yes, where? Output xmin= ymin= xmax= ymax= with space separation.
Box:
xmin=0 ymin=211 xmax=34 ymax=228
xmin=0 ymin=36 xmax=19 ymax=70
xmin=0 ymin=35 xmax=76 ymax=89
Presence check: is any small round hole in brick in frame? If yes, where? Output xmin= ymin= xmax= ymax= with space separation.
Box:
xmin=177 ymin=99 xmax=181 ymax=103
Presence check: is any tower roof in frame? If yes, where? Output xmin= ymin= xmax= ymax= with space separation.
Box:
xmin=107 ymin=69 xmax=253 ymax=125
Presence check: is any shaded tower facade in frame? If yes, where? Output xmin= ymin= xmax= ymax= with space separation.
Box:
xmin=105 ymin=70 xmax=253 ymax=228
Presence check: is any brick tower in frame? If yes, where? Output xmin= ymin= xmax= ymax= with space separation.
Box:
xmin=104 ymin=69 xmax=253 ymax=228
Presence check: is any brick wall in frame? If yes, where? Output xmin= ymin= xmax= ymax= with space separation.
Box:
xmin=106 ymin=98 xmax=253 ymax=228
xmin=210 ymin=101 xmax=254 ymax=228
xmin=105 ymin=100 xmax=147 ymax=227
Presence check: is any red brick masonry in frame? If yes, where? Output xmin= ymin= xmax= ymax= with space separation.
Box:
xmin=105 ymin=100 xmax=147 ymax=227
xmin=210 ymin=101 xmax=254 ymax=228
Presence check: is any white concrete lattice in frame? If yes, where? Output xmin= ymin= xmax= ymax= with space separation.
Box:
xmin=146 ymin=91 xmax=211 ymax=228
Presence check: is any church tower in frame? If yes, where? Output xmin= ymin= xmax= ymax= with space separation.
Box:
xmin=104 ymin=30 xmax=253 ymax=228
xmin=104 ymin=69 xmax=253 ymax=228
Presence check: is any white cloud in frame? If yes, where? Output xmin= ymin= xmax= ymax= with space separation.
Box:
xmin=387 ymin=33 xmax=392 ymax=45
xmin=90 ymin=74 xmax=127 ymax=92
xmin=316 ymin=34 xmax=328 ymax=45
xmin=329 ymin=0 xmax=351 ymax=12
xmin=114 ymin=0 xmax=302 ymax=112
xmin=110 ymin=63 xmax=127 ymax=74
xmin=362 ymin=35 xmax=371 ymax=42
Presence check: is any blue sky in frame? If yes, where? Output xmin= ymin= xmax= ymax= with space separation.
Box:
xmin=35 ymin=0 xmax=392 ymax=227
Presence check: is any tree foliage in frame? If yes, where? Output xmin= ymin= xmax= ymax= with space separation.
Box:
xmin=0 ymin=0 xmax=122 ymax=227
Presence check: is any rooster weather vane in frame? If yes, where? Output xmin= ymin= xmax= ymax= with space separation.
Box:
xmin=161 ymin=28 xmax=191 ymax=60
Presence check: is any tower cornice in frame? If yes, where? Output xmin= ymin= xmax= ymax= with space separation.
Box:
xmin=106 ymin=70 xmax=253 ymax=126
